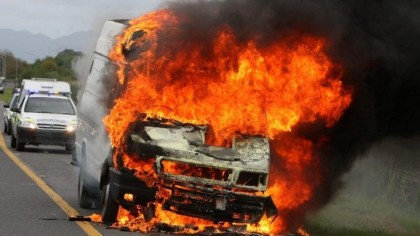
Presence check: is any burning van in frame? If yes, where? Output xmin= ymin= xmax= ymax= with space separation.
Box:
xmin=106 ymin=116 xmax=278 ymax=224
xmin=75 ymin=19 xmax=278 ymax=229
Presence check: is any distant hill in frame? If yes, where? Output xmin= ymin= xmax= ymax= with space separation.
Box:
xmin=0 ymin=29 xmax=92 ymax=62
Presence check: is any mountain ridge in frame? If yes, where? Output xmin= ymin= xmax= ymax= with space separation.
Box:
xmin=0 ymin=29 xmax=92 ymax=62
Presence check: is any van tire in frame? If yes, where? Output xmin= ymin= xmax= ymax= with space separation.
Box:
xmin=11 ymin=133 xmax=16 ymax=148
xmin=102 ymin=183 xmax=119 ymax=225
xmin=143 ymin=203 xmax=156 ymax=222
xmin=16 ymin=136 xmax=25 ymax=151
xmin=3 ymin=122 xmax=6 ymax=133
xmin=78 ymin=165 xmax=101 ymax=209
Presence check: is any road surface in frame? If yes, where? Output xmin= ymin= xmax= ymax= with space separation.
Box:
xmin=0 ymin=103 xmax=140 ymax=236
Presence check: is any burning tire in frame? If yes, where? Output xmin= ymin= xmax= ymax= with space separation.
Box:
xmin=78 ymin=165 xmax=101 ymax=209
xmin=142 ymin=203 xmax=156 ymax=222
xmin=101 ymin=183 xmax=119 ymax=225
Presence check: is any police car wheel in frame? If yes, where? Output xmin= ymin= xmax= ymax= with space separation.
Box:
xmin=7 ymin=121 xmax=12 ymax=135
xmin=16 ymin=136 xmax=25 ymax=151
xmin=11 ymin=133 xmax=16 ymax=148
xmin=65 ymin=145 xmax=73 ymax=152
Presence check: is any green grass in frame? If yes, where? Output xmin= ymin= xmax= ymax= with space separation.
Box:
xmin=0 ymin=87 xmax=14 ymax=103
xmin=306 ymin=223 xmax=394 ymax=236
xmin=305 ymin=194 xmax=420 ymax=236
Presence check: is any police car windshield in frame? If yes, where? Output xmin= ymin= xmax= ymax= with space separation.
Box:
xmin=11 ymin=95 xmax=19 ymax=108
xmin=24 ymin=97 xmax=75 ymax=115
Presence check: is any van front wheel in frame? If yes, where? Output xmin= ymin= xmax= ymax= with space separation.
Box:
xmin=78 ymin=166 xmax=101 ymax=209
xmin=102 ymin=183 xmax=119 ymax=225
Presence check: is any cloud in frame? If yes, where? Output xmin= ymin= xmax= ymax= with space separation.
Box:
xmin=0 ymin=0 xmax=166 ymax=38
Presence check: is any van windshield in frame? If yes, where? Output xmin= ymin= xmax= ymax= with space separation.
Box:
xmin=24 ymin=97 xmax=75 ymax=115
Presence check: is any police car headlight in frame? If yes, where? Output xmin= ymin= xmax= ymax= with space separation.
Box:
xmin=66 ymin=125 xmax=77 ymax=132
xmin=21 ymin=121 xmax=36 ymax=129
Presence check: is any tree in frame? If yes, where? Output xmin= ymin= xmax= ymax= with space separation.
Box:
xmin=0 ymin=50 xmax=28 ymax=81
xmin=17 ymin=49 xmax=82 ymax=102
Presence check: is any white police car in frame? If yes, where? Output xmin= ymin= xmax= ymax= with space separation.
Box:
xmin=3 ymin=92 xmax=20 ymax=135
xmin=10 ymin=78 xmax=77 ymax=151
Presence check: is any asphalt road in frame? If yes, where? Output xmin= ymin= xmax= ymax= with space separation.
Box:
xmin=0 ymin=104 xmax=140 ymax=236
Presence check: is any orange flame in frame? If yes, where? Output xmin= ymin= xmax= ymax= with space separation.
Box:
xmin=104 ymin=9 xmax=352 ymax=234
xmin=90 ymin=213 xmax=103 ymax=223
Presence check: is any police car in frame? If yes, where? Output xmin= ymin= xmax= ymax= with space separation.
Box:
xmin=10 ymin=78 xmax=77 ymax=151
xmin=3 ymin=91 xmax=20 ymax=135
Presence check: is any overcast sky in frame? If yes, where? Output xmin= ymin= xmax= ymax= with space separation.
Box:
xmin=0 ymin=0 xmax=166 ymax=38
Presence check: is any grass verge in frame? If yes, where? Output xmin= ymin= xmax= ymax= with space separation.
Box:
xmin=0 ymin=88 xmax=14 ymax=103
xmin=306 ymin=223 xmax=394 ymax=236
xmin=305 ymin=194 xmax=420 ymax=236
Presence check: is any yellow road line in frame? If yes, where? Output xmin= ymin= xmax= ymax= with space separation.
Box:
xmin=0 ymin=134 xmax=102 ymax=236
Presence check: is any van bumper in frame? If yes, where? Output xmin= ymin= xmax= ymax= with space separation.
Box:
xmin=108 ymin=168 xmax=156 ymax=207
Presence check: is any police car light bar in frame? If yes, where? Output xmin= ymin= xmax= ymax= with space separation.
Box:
xmin=26 ymin=89 xmax=71 ymax=96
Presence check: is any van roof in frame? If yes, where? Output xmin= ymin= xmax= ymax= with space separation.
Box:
xmin=95 ymin=20 xmax=128 ymax=57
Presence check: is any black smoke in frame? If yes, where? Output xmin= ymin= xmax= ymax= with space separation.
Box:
xmin=157 ymin=0 xmax=420 ymax=228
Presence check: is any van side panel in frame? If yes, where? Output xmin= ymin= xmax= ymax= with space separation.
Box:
xmin=76 ymin=20 xmax=126 ymax=181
